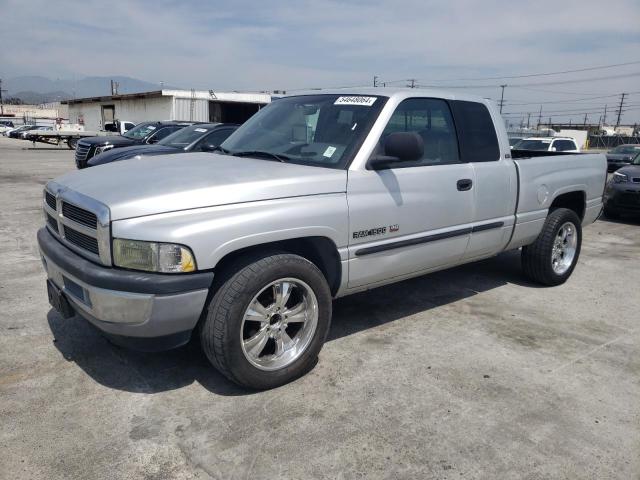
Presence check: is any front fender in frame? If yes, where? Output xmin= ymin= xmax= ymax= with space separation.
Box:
xmin=111 ymin=194 xmax=349 ymax=270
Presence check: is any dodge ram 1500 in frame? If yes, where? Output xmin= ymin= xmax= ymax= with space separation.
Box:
xmin=38 ymin=88 xmax=606 ymax=389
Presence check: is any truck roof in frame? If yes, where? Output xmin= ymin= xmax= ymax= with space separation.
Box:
xmin=283 ymin=87 xmax=492 ymax=105
xmin=521 ymin=137 xmax=576 ymax=141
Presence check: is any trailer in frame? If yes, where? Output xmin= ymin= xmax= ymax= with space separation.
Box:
xmin=25 ymin=120 xmax=135 ymax=149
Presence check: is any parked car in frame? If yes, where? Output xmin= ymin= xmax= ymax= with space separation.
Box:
xmin=508 ymin=137 xmax=523 ymax=149
xmin=38 ymin=89 xmax=606 ymax=389
xmin=7 ymin=125 xmax=36 ymax=138
xmin=605 ymin=144 xmax=640 ymax=172
xmin=603 ymin=153 xmax=640 ymax=218
xmin=87 ymin=123 xmax=238 ymax=167
xmin=514 ymin=137 xmax=580 ymax=153
xmin=74 ymin=121 xmax=197 ymax=169
xmin=0 ymin=120 xmax=15 ymax=133
xmin=23 ymin=125 xmax=53 ymax=140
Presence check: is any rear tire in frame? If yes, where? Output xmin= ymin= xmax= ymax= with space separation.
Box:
xmin=522 ymin=208 xmax=582 ymax=286
xmin=200 ymin=253 xmax=332 ymax=389
xmin=67 ymin=138 xmax=78 ymax=150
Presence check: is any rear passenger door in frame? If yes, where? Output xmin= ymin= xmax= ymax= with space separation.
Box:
xmin=451 ymin=101 xmax=517 ymax=261
xmin=346 ymin=98 xmax=476 ymax=288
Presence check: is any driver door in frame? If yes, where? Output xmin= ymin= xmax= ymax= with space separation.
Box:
xmin=346 ymin=98 xmax=474 ymax=289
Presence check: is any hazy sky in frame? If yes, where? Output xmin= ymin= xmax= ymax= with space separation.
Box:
xmin=3 ymin=0 xmax=640 ymax=123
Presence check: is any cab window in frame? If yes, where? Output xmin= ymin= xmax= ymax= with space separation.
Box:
xmin=450 ymin=100 xmax=500 ymax=162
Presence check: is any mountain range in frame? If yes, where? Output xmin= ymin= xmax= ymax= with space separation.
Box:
xmin=3 ymin=75 xmax=170 ymax=104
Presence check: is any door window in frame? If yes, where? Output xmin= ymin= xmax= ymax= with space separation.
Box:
xmin=379 ymin=98 xmax=460 ymax=167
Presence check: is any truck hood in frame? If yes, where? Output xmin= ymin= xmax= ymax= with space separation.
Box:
xmin=87 ymin=145 xmax=180 ymax=167
xmin=79 ymin=136 xmax=138 ymax=147
xmin=50 ymin=153 xmax=347 ymax=220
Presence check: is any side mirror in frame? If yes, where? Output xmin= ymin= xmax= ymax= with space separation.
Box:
xmin=369 ymin=132 xmax=424 ymax=170
xmin=200 ymin=143 xmax=217 ymax=152
xmin=147 ymin=137 xmax=159 ymax=144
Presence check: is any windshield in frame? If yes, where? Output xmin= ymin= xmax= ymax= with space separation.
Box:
xmin=159 ymin=125 xmax=211 ymax=148
xmin=633 ymin=152 xmax=640 ymax=165
xmin=123 ymin=122 xmax=158 ymax=139
xmin=508 ymin=137 xmax=522 ymax=146
xmin=611 ymin=145 xmax=640 ymax=154
xmin=221 ymin=94 xmax=387 ymax=168
xmin=514 ymin=139 xmax=551 ymax=151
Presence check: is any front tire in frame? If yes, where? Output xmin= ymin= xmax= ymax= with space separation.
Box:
xmin=200 ymin=253 xmax=332 ymax=389
xmin=522 ymin=208 xmax=582 ymax=286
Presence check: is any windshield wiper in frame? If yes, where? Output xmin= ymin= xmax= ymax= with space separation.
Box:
xmin=212 ymin=146 xmax=230 ymax=154
xmin=230 ymin=150 xmax=291 ymax=162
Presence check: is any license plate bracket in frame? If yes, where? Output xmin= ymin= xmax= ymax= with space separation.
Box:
xmin=46 ymin=279 xmax=75 ymax=319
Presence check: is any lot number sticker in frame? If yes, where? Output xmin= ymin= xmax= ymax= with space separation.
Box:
xmin=323 ymin=146 xmax=337 ymax=158
xmin=334 ymin=96 xmax=377 ymax=106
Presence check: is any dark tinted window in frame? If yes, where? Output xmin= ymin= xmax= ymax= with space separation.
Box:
xmin=450 ymin=101 xmax=500 ymax=162
xmin=199 ymin=128 xmax=235 ymax=149
xmin=148 ymin=126 xmax=182 ymax=143
xmin=380 ymin=98 xmax=459 ymax=167
xmin=553 ymin=139 xmax=576 ymax=151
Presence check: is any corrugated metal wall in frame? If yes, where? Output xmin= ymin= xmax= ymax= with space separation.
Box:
xmin=173 ymin=98 xmax=209 ymax=122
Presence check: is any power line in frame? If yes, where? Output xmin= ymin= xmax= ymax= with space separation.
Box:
xmin=415 ymin=71 xmax=640 ymax=89
xmin=415 ymin=60 xmax=640 ymax=82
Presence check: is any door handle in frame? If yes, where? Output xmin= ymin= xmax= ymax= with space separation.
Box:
xmin=457 ymin=179 xmax=473 ymax=191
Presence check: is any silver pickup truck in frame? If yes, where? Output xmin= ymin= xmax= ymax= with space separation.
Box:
xmin=38 ymin=89 xmax=606 ymax=389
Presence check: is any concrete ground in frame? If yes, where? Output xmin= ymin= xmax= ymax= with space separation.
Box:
xmin=0 ymin=135 xmax=638 ymax=480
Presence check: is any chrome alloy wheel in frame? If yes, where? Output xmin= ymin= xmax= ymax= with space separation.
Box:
xmin=551 ymin=222 xmax=578 ymax=275
xmin=240 ymin=278 xmax=319 ymax=371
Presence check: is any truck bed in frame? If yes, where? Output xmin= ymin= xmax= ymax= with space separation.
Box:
xmin=506 ymin=152 xmax=607 ymax=250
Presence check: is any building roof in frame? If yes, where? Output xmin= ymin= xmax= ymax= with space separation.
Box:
xmin=63 ymin=89 xmax=272 ymax=105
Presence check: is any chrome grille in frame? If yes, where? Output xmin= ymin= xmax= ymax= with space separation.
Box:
xmin=62 ymin=202 xmax=97 ymax=229
xmin=63 ymin=226 xmax=99 ymax=254
xmin=45 ymin=191 xmax=56 ymax=210
xmin=46 ymin=212 xmax=58 ymax=230
xmin=42 ymin=185 xmax=111 ymax=265
xmin=75 ymin=142 xmax=91 ymax=164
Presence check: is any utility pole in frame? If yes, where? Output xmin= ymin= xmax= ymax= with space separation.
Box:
xmin=583 ymin=113 xmax=588 ymax=127
xmin=602 ymin=104 xmax=607 ymax=125
xmin=498 ymin=84 xmax=507 ymax=114
xmin=526 ymin=113 xmax=531 ymax=129
xmin=548 ymin=117 xmax=552 ymax=129
xmin=537 ymin=106 xmax=543 ymax=129
xmin=373 ymin=76 xmax=378 ymax=88
xmin=615 ymin=93 xmax=626 ymax=128
xmin=0 ymin=78 xmax=5 ymax=116
xmin=409 ymin=79 xmax=415 ymax=88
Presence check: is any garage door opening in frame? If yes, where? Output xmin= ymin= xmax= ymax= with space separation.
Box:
xmin=209 ymin=101 xmax=262 ymax=124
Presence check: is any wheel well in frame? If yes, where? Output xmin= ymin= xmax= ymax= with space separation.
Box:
xmin=213 ymin=237 xmax=342 ymax=296
xmin=549 ymin=191 xmax=585 ymax=220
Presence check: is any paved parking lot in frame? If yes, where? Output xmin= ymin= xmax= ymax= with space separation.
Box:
xmin=0 ymin=135 xmax=638 ymax=479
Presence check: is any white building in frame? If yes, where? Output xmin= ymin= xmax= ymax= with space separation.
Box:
xmin=63 ymin=89 xmax=272 ymax=131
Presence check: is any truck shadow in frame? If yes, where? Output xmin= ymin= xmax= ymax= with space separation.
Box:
xmin=47 ymin=249 xmax=535 ymax=395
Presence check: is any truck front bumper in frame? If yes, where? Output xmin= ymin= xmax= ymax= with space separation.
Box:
xmin=37 ymin=228 xmax=214 ymax=351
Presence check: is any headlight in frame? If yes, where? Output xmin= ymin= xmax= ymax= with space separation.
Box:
xmin=112 ymin=239 xmax=196 ymax=273
xmin=95 ymin=145 xmax=114 ymax=155
xmin=612 ymin=172 xmax=629 ymax=183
